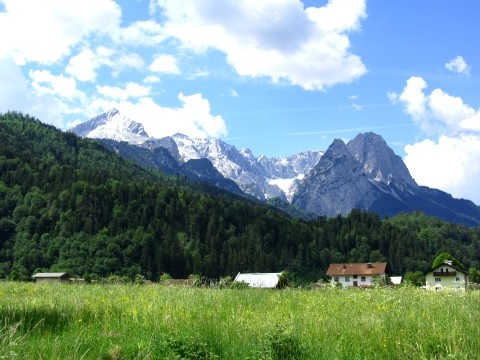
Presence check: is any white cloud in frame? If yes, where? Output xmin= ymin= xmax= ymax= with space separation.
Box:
xmin=112 ymin=20 xmax=166 ymax=46
xmin=150 ymin=54 xmax=180 ymax=74
xmin=398 ymin=76 xmax=428 ymax=121
xmin=0 ymin=56 xmax=75 ymax=128
xmin=66 ymin=47 xmax=145 ymax=81
xmin=96 ymin=82 xmax=151 ymax=101
xmin=394 ymin=76 xmax=480 ymax=135
xmin=66 ymin=48 xmax=102 ymax=82
xmin=90 ymin=93 xmax=228 ymax=139
xmin=0 ymin=0 xmax=121 ymax=64
xmin=445 ymin=56 xmax=471 ymax=76
xmin=154 ymin=0 xmax=367 ymax=90
xmin=144 ymin=75 xmax=161 ymax=84
xmin=0 ymin=55 xmax=30 ymax=111
xmin=392 ymin=76 xmax=480 ymax=204
xmin=29 ymin=69 xmax=85 ymax=101
xmin=404 ymin=135 xmax=480 ymax=204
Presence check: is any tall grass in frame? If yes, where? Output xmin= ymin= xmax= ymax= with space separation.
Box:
xmin=0 ymin=282 xmax=479 ymax=359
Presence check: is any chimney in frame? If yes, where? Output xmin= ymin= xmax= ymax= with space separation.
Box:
xmin=343 ymin=264 xmax=346 ymax=269
xmin=367 ymin=262 xmax=373 ymax=268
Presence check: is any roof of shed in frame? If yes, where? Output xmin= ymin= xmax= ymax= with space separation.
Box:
xmin=234 ymin=272 xmax=281 ymax=288
xmin=326 ymin=262 xmax=388 ymax=276
xmin=32 ymin=272 xmax=70 ymax=278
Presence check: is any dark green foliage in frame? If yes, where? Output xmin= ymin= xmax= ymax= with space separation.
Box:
xmin=0 ymin=112 xmax=479 ymax=284
xmin=432 ymin=252 xmax=464 ymax=270
xmin=403 ymin=271 xmax=426 ymax=286
xmin=164 ymin=335 xmax=219 ymax=360
xmin=256 ymin=324 xmax=304 ymax=360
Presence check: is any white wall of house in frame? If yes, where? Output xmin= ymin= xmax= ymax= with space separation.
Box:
xmin=331 ymin=274 xmax=385 ymax=288
xmin=425 ymin=264 xmax=467 ymax=291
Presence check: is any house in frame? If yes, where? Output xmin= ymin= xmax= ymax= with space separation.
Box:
xmin=234 ymin=272 xmax=282 ymax=288
xmin=425 ymin=260 xmax=468 ymax=291
xmin=32 ymin=272 xmax=71 ymax=283
xmin=326 ymin=262 xmax=388 ymax=288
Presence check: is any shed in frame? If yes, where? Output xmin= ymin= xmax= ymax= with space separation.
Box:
xmin=390 ymin=276 xmax=403 ymax=285
xmin=234 ymin=272 xmax=282 ymax=288
xmin=32 ymin=272 xmax=71 ymax=283
xmin=163 ymin=278 xmax=198 ymax=286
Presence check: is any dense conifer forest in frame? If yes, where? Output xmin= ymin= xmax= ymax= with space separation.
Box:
xmin=1 ymin=112 xmax=479 ymax=283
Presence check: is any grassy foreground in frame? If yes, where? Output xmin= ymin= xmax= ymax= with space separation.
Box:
xmin=0 ymin=282 xmax=479 ymax=359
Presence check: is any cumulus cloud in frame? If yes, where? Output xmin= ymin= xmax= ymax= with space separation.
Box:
xmin=66 ymin=47 xmax=145 ymax=82
xmin=29 ymin=70 xmax=85 ymax=101
xmin=89 ymin=93 xmax=228 ymax=139
xmin=0 ymin=0 xmax=121 ymax=64
xmin=445 ymin=56 xmax=471 ymax=76
xmin=391 ymin=76 xmax=480 ymax=204
xmin=153 ymin=0 xmax=367 ymax=90
xmin=112 ymin=20 xmax=166 ymax=46
xmin=150 ymin=54 xmax=180 ymax=74
xmin=393 ymin=76 xmax=480 ymax=135
xmin=96 ymin=82 xmax=151 ymax=101
xmin=404 ymin=135 xmax=480 ymax=204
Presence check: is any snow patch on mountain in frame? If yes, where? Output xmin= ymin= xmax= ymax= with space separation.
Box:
xmin=268 ymin=174 xmax=305 ymax=202
xmin=73 ymin=109 xmax=323 ymax=202
xmin=73 ymin=108 xmax=149 ymax=145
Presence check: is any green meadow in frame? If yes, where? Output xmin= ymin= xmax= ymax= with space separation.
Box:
xmin=0 ymin=282 xmax=479 ymax=359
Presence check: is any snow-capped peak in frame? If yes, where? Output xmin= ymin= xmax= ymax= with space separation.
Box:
xmin=72 ymin=108 xmax=150 ymax=145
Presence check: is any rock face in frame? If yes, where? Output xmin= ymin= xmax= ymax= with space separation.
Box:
xmin=170 ymin=134 xmax=322 ymax=201
xmin=72 ymin=110 xmax=480 ymax=225
xmin=292 ymin=138 xmax=382 ymax=217
xmin=346 ymin=132 xmax=416 ymax=188
xmin=292 ymin=133 xmax=480 ymax=225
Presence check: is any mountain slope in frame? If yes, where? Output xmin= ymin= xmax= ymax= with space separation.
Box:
xmin=72 ymin=108 xmax=149 ymax=144
xmin=98 ymin=138 xmax=245 ymax=196
xmin=72 ymin=110 xmax=480 ymax=225
xmin=71 ymin=109 xmax=322 ymax=201
xmin=2 ymin=112 xmax=480 ymax=283
xmin=292 ymin=133 xmax=480 ymax=226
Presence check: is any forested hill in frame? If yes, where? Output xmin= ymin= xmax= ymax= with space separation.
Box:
xmin=1 ymin=112 xmax=479 ymax=283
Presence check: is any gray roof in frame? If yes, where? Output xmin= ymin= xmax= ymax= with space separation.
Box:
xmin=234 ymin=272 xmax=281 ymax=288
xmin=32 ymin=272 xmax=69 ymax=278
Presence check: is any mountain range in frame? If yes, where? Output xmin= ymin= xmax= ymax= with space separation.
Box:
xmin=71 ymin=109 xmax=480 ymax=226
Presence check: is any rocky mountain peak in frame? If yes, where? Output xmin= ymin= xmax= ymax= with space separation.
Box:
xmin=346 ymin=132 xmax=416 ymax=187
xmin=71 ymin=108 xmax=149 ymax=144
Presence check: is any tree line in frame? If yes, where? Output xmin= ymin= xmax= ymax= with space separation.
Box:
xmin=1 ymin=111 xmax=479 ymax=284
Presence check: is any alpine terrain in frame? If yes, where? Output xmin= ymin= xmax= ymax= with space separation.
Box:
xmin=72 ymin=109 xmax=480 ymax=225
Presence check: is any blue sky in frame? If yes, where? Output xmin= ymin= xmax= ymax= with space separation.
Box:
xmin=1 ymin=0 xmax=479 ymax=205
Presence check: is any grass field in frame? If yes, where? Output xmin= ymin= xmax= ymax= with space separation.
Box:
xmin=0 ymin=282 xmax=479 ymax=359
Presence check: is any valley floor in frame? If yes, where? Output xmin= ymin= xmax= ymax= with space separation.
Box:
xmin=0 ymin=282 xmax=479 ymax=359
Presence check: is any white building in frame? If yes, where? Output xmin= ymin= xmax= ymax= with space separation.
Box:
xmin=234 ymin=272 xmax=282 ymax=288
xmin=425 ymin=260 xmax=468 ymax=291
xmin=326 ymin=262 xmax=388 ymax=288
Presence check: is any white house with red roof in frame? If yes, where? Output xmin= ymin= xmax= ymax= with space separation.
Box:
xmin=326 ymin=262 xmax=388 ymax=288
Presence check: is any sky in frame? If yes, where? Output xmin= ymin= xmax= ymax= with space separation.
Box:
xmin=0 ymin=0 xmax=479 ymax=205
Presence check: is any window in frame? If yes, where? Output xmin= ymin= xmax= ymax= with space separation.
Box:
xmin=353 ymin=275 xmax=358 ymax=279
xmin=361 ymin=276 xmax=366 ymax=282
xmin=435 ymin=277 xmax=441 ymax=282
xmin=456 ymin=277 xmax=460 ymax=282
xmin=345 ymin=277 xmax=350 ymax=282
xmin=334 ymin=277 xmax=339 ymax=282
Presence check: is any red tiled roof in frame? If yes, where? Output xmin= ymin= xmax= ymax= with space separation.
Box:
xmin=326 ymin=262 xmax=388 ymax=276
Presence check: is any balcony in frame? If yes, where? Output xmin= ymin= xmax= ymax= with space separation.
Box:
xmin=433 ymin=271 xmax=456 ymax=276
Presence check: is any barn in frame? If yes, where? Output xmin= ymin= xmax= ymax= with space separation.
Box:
xmin=32 ymin=272 xmax=72 ymax=283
